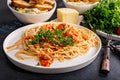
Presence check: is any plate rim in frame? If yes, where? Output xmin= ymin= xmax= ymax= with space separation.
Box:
xmin=96 ymin=30 xmax=120 ymax=41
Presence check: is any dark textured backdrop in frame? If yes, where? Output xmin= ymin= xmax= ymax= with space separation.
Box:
xmin=0 ymin=0 xmax=120 ymax=80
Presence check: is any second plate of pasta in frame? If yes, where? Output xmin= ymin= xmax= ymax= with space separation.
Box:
xmin=3 ymin=22 xmax=101 ymax=73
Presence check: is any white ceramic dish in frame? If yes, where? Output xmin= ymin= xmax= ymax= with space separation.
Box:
xmin=3 ymin=22 xmax=101 ymax=74
xmin=96 ymin=30 xmax=120 ymax=41
xmin=63 ymin=0 xmax=99 ymax=14
xmin=7 ymin=0 xmax=56 ymax=23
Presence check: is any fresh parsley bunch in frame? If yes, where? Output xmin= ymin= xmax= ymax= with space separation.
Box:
xmin=83 ymin=0 xmax=120 ymax=34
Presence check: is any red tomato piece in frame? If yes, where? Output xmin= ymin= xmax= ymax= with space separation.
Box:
xmin=57 ymin=23 xmax=66 ymax=30
xmin=117 ymin=27 xmax=120 ymax=35
xmin=38 ymin=53 xmax=54 ymax=67
xmin=25 ymin=36 xmax=34 ymax=40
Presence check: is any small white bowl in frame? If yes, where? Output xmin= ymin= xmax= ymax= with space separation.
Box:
xmin=63 ymin=0 xmax=99 ymax=14
xmin=7 ymin=0 xmax=56 ymax=23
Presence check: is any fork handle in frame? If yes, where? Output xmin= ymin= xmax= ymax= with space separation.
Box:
xmin=100 ymin=46 xmax=110 ymax=74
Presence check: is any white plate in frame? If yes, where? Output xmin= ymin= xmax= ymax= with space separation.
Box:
xmin=3 ymin=22 xmax=101 ymax=74
xmin=96 ymin=30 xmax=120 ymax=41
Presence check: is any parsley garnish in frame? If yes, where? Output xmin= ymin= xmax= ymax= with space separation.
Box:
xmin=28 ymin=27 xmax=74 ymax=47
xmin=36 ymin=62 xmax=40 ymax=66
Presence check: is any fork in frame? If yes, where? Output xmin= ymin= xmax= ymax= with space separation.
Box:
xmin=100 ymin=33 xmax=112 ymax=74
xmin=88 ymin=23 xmax=111 ymax=74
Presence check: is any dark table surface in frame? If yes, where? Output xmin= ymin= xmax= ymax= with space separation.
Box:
xmin=0 ymin=0 xmax=120 ymax=80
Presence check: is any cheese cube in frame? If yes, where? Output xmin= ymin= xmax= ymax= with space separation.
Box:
xmin=57 ymin=8 xmax=79 ymax=24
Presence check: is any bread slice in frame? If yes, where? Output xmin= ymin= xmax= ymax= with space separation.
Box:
xmin=11 ymin=0 xmax=54 ymax=11
xmin=35 ymin=4 xmax=53 ymax=10
xmin=45 ymin=0 xmax=55 ymax=5
xmin=12 ymin=0 xmax=33 ymax=8
xmin=33 ymin=0 xmax=45 ymax=4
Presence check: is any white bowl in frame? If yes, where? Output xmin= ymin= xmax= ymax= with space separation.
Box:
xmin=63 ymin=0 xmax=99 ymax=14
xmin=7 ymin=0 xmax=56 ymax=23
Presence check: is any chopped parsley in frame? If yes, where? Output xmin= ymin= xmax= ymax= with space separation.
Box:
xmin=28 ymin=27 xmax=74 ymax=47
xmin=36 ymin=62 xmax=40 ymax=66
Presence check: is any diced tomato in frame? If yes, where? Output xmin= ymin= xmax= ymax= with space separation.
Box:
xmin=42 ymin=24 xmax=54 ymax=31
xmin=25 ymin=36 xmax=34 ymax=40
xmin=64 ymin=27 xmax=78 ymax=39
xmin=38 ymin=53 xmax=54 ymax=67
xmin=42 ymin=43 xmax=51 ymax=48
xmin=117 ymin=27 xmax=120 ymax=35
xmin=57 ymin=23 xmax=66 ymax=30
xmin=34 ymin=43 xmax=40 ymax=48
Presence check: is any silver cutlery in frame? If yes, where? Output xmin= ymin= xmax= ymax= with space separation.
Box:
xmin=110 ymin=42 xmax=120 ymax=57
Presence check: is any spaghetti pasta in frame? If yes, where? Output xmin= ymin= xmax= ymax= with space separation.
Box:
xmin=6 ymin=22 xmax=100 ymax=67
